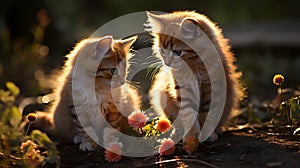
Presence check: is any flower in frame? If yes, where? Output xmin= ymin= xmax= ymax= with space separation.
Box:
xmin=156 ymin=118 xmax=171 ymax=133
xmin=20 ymin=140 xmax=38 ymax=153
xmin=20 ymin=140 xmax=43 ymax=168
xmin=183 ymin=136 xmax=199 ymax=155
xmin=104 ymin=142 xmax=123 ymax=162
xmin=27 ymin=113 xmax=37 ymax=122
xmin=128 ymin=110 xmax=149 ymax=128
xmin=37 ymin=9 xmax=50 ymax=27
xmin=159 ymin=139 xmax=175 ymax=156
xmin=273 ymin=74 xmax=284 ymax=86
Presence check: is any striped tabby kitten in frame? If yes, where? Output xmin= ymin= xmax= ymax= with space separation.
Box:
xmin=29 ymin=36 xmax=141 ymax=151
xmin=146 ymin=11 xmax=244 ymax=153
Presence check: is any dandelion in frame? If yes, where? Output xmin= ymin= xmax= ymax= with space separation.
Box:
xmin=156 ymin=118 xmax=171 ymax=133
xmin=128 ymin=110 xmax=149 ymax=129
xmin=20 ymin=140 xmax=43 ymax=168
xmin=104 ymin=142 xmax=122 ymax=162
xmin=273 ymin=74 xmax=284 ymax=86
xmin=159 ymin=139 xmax=175 ymax=156
xmin=183 ymin=136 xmax=199 ymax=155
xmin=25 ymin=113 xmax=37 ymax=136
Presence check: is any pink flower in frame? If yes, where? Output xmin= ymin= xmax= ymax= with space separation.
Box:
xmin=128 ymin=110 xmax=149 ymax=128
xmin=20 ymin=140 xmax=43 ymax=168
xmin=20 ymin=140 xmax=38 ymax=153
xmin=105 ymin=142 xmax=122 ymax=162
xmin=159 ymin=139 xmax=175 ymax=156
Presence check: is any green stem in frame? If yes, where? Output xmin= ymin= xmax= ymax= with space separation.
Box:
xmin=280 ymin=85 xmax=284 ymax=102
xmin=289 ymin=109 xmax=293 ymax=129
xmin=25 ymin=122 xmax=32 ymax=136
xmin=139 ymin=128 xmax=144 ymax=135
xmin=287 ymin=110 xmax=290 ymax=126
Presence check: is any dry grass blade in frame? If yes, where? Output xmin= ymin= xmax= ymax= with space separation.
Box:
xmin=134 ymin=156 xmax=219 ymax=168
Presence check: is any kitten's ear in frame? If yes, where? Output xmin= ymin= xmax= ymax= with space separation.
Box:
xmin=146 ymin=11 xmax=165 ymax=29
xmin=94 ymin=36 xmax=113 ymax=60
xmin=180 ymin=18 xmax=202 ymax=38
xmin=121 ymin=35 xmax=137 ymax=53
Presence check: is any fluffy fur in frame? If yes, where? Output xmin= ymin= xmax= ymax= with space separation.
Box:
xmin=146 ymin=11 xmax=244 ymax=147
xmin=27 ymin=36 xmax=141 ymax=151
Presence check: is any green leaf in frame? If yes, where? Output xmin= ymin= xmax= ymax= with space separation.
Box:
xmin=0 ymin=107 xmax=10 ymax=124
xmin=6 ymin=81 xmax=20 ymax=97
xmin=280 ymin=101 xmax=289 ymax=112
xmin=9 ymin=106 xmax=22 ymax=129
xmin=0 ymin=89 xmax=11 ymax=103
xmin=0 ymin=89 xmax=7 ymax=99
xmin=31 ymin=130 xmax=60 ymax=165
xmin=0 ymin=106 xmax=22 ymax=128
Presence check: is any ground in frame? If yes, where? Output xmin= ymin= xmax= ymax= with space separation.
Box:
xmin=54 ymin=125 xmax=300 ymax=168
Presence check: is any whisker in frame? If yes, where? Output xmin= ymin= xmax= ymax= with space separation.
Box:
xmin=145 ymin=61 xmax=163 ymax=80
xmin=126 ymin=80 xmax=142 ymax=93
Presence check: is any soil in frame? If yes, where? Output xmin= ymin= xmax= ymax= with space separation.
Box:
xmin=53 ymin=125 xmax=300 ymax=168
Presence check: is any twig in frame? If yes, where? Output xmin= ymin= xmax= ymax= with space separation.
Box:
xmin=0 ymin=151 xmax=22 ymax=160
xmin=135 ymin=157 xmax=219 ymax=168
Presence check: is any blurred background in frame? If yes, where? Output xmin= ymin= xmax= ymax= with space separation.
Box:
xmin=0 ymin=0 xmax=299 ymax=102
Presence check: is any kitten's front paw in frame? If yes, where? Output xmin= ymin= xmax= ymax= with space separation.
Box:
xmin=79 ymin=141 xmax=97 ymax=152
xmin=183 ymin=136 xmax=199 ymax=155
xmin=73 ymin=135 xmax=82 ymax=144
xmin=205 ymin=132 xmax=218 ymax=143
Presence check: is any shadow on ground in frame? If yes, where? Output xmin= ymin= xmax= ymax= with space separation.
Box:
xmin=53 ymin=127 xmax=300 ymax=168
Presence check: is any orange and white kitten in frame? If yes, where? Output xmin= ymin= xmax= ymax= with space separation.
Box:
xmin=29 ymin=35 xmax=141 ymax=151
xmin=146 ymin=11 xmax=244 ymax=153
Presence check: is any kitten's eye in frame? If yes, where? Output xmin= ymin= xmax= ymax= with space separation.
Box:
xmin=172 ymin=50 xmax=182 ymax=56
xmin=110 ymin=68 xmax=116 ymax=75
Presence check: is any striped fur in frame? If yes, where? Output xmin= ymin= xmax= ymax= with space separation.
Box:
xmin=147 ymin=11 xmax=244 ymax=145
xmin=29 ymin=36 xmax=141 ymax=151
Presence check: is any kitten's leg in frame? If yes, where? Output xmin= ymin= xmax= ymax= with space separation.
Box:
xmin=71 ymin=108 xmax=98 ymax=151
xmin=103 ymin=127 xmax=120 ymax=148
xmin=73 ymin=134 xmax=82 ymax=144
xmin=103 ymin=127 xmax=123 ymax=161
xmin=206 ymin=132 xmax=218 ymax=142
xmin=199 ymin=111 xmax=219 ymax=143
xmin=177 ymin=86 xmax=201 ymax=154
xmin=77 ymin=126 xmax=98 ymax=151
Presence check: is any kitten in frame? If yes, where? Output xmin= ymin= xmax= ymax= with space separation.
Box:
xmin=146 ymin=11 xmax=244 ymax=153
xmin=26 ymin=35 xmax=141 ymax=151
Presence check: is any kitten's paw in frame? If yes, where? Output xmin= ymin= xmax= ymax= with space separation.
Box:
xmin=73 ymin=135 xmax=82 ymax=144
xmin=205 ymin=132 xmax=218 ymax=143
xmin=79 ymin=141 xmax=97 ymax=152
xmin=183 ymin=136 xmax=199 ymax=155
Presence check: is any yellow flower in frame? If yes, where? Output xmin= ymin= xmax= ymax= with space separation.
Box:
xmin=273 ymin=74 xmax=284 ymax=86
xmin=27 ymin=113 xmax=37 ymax=122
